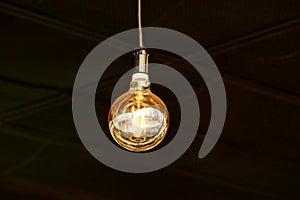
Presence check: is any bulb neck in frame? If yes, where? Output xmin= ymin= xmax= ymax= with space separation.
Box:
xmin=130 ymin=49 xmax=150 ymax=90
xmin=130 ymin=73 xmax=150 ymax=90
xmin=134 ymin=49 xmax=149 ymax=73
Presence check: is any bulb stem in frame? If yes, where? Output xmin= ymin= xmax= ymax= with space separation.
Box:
xmin=134 ymin=49 xmax=149 ymax=73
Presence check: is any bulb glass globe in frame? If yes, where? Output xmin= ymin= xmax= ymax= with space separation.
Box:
xmin=108 ymin=74 xmax=169 ymax=152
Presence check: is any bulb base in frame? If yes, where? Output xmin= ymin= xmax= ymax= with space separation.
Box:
xmin=134 ymin=49 xmax=149 ymax=73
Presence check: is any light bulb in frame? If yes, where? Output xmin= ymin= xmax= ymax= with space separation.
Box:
xmin=108 ymin=50 xmax=170 ymax=152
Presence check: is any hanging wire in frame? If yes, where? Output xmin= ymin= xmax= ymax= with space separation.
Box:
xmin=138 ymin=0 xmax=143 ymax=48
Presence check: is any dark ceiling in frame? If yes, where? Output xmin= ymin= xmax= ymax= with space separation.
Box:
xmin=0 ymin=0 xmax=300 ymax=199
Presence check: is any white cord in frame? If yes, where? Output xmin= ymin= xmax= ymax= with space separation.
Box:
xmin=138 ymin=0 xmax=143 ymax=48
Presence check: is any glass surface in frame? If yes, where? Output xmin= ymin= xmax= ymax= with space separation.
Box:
xmin=108 ymin=84 xmax=169 ymax=152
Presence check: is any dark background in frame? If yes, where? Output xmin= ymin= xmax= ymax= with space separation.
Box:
xmin=1 ymin=0 xmax=300 ymax=199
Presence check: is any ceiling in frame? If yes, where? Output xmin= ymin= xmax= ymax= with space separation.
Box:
xmin=0 ymin=0 xmax=300 ymax=199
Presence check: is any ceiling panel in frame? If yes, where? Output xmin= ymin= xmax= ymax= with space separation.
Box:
xmin=3 ymin=78 xmax=299 ymax=198
xmin=2 ymin=0 xmax=300 ymax=46
xmin=0 ymin=0 xmax=300 ymax=199
xmin=0 ymin=12 xmax=95 ymax=90
xmin=214 ymin=24 xmax=300 ymax=94
xmin=0 ymin=81 xmax=57 ymax=114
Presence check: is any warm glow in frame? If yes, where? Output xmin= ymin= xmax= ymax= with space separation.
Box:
xmin=108 ymin=86 xmax=169 ymax=152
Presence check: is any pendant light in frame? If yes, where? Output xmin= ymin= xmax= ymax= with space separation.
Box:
xmin=108 ymin=0 xmax=170 ymax=152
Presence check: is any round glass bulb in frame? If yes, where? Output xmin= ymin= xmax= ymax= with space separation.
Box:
xmin=108 ymin=75 xmax=169 ymax=152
